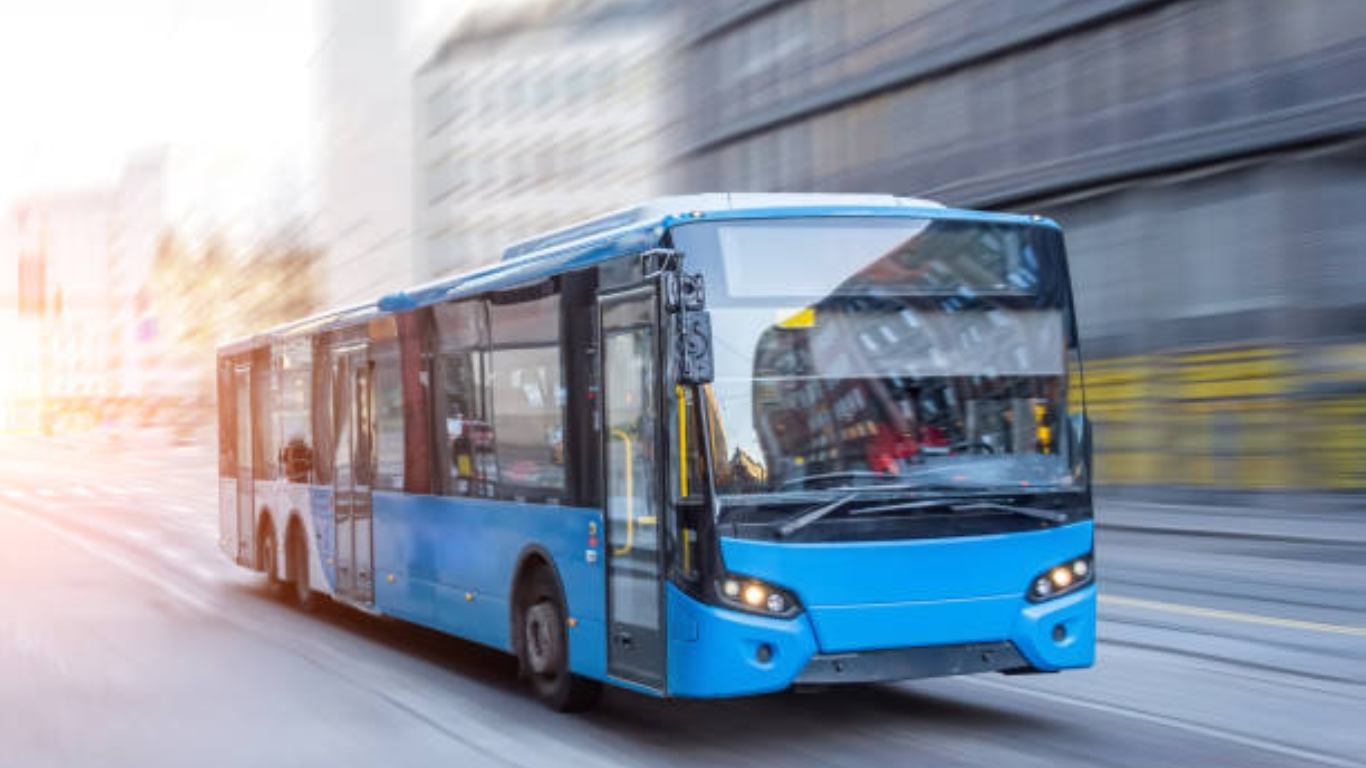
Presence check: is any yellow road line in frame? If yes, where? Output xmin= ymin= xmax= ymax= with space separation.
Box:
xmin=1101 ymin=594 xmax=1366 ymax=637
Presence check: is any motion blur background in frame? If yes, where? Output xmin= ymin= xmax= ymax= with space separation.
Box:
xmin=2 ymin=0 xmax=1364 ymax=506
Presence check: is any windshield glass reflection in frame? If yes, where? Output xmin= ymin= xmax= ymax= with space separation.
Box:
xmin=673 ymin=217 xmax=1085 ymax=499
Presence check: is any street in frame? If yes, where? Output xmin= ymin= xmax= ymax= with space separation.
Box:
xmin=1 ymin=433 xmax=1362 ymax=768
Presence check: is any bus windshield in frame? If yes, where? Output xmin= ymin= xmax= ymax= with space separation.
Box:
xmin=671 ymin=216 xmax=1087 ymax=501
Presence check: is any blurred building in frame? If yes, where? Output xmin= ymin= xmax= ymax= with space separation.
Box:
xmin=414 ymin=0 xmax=680 ymax=279
xmin=0 ymin=149 xmax=238 ymax=432
xmin=3 ymin=189 xmax=116 ymax=431
xmin=310 ymin=0 xmax=472 ymax=309
xmin=109 ymin=149 xmax=178 ymax=411
xmin=678 ymin=0 xmax=1366 ymax=497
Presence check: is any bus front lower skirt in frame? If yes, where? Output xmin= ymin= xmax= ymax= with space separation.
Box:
xmin=793 ymin=641 xmax=1028 ymax=685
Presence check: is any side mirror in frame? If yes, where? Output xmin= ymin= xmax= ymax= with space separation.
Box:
xmin=666 ymin=269 xmax=713 ymax=384
xmin=678 ymin=311 xmax=714 ymax=384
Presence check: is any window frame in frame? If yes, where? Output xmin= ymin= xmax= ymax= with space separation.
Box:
xmin=486 ymin=281 xmax=569 ymax=504
xmin=431 ymin=299 xmax=496 ymax=499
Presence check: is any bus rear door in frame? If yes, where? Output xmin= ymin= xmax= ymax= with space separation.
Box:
xmin=232 ymin=359 xmax=255 ymax=567
xmin=332 ymin=342 xmax=375 ymax=606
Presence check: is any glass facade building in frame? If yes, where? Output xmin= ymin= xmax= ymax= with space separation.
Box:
xmin=677 ymin=0 xmax=1366 ymax=494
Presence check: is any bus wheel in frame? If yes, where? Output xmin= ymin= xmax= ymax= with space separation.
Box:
xmin=519 ymin=568 xmax=601 ymax=712
xmin=288 ymin=525 xmax=321 ymax=613
xmin=260 ymin=525 xmax=283 ymax=597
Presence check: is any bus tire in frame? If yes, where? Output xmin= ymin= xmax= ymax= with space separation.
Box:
xmin=287 ymin=521 xmax=321 ymax=613
xmin=519 ymin=567 xmax=601 ymax=712
xmin=259 ymin=522 xmax=283 ymax=598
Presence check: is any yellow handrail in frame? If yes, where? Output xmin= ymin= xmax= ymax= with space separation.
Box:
xmin=677 ymin=385 xmax=689 ymax=498
xmin=611 ymin=428 xmax=634 ymax=555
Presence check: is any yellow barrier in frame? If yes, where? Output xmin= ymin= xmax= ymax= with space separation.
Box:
xmin=1083 ymin=345 xmax=1366 ymax=490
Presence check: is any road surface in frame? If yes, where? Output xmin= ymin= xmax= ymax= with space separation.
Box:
xmin=1 ymin=433 xmax=1362 ymax=767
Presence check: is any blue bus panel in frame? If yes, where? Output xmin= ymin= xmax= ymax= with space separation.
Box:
xmin=369 ymin=492 xmax=609 ymax=680
xmin=667 ymin=522 xmax=1095 ymax=698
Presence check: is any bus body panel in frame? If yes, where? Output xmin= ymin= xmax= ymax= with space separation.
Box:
xmin=271 ymin=482 xmax=336 ymax=599
xmin=662 ymin=522 xmax=1098 ymax=694
xmin=1014 ymin=585 xmax=1096 ymax=670
xmin=666 ymin=580 xmax=1094 ymax=696
xmin=217 ymin=477 xmax=236 ymax=559
xmin=308 ymin=485 xmax=338 ymax=592
xmin=370 ymin=492 xmax=609 ymax=679
xmin=718 ymin=522 xmax=1093 ymax=655
xmin=719 ymin=522 xmax=1093 ymax=606
xmin=667 ymin=583 xmax=818 ymax=698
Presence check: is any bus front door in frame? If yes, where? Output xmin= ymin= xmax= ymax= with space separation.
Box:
xmin=332 ymin=345 xmax=375 ymax=606
xmin=233 ymin=362 xmax=254 ymax=567
xmin=600 ymin=285 xmax=666 ymax=691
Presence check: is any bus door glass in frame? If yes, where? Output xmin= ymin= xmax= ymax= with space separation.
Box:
xmin=332 ymin=344 xmax=376 ymax=605
xmin=599 ymin=285 xmax=666 ymax=690
xmin=233 ymin=361 xmax=253 ymax=567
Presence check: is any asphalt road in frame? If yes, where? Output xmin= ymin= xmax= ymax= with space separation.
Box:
xmin=1 ymin=432 xmax=1362 ymax=767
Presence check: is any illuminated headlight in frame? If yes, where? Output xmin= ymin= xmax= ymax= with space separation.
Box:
xmin=715 ymin=574 xmax=801 ymax=618
xmin=1027 ymin=554 xmax=1094 ymax=602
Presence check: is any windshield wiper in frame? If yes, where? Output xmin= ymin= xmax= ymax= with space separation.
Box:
xmin=777 ymin=494 xmax=1068 ymax=538
xmin=777 ymin=492 xmax=861 ymax=538
xmin=951 ymin=501 xmax=1070 ymax=523
xmin=851 ymin=499 xmax=1069 ymax=523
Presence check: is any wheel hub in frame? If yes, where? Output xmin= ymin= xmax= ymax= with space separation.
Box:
xmin=525 ymin=602 xmax=559 ymax=675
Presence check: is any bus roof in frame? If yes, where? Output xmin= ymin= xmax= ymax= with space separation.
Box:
xmin=218 ymin=193 xmax=1058 ymax=356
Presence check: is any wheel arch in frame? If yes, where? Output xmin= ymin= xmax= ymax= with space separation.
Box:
xmin=509 ymin=544 xmax=569 ymax=659
xmin=254 ymin=507 xmax=277 ymax=572
xmin=284 ymin=509 xmax=309 ymax=580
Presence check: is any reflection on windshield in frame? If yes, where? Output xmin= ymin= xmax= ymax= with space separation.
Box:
xmin=674 ymin=217 xmax=1085 ymax=497
xmin=705 ymin=373 xmax=1072 ymax=494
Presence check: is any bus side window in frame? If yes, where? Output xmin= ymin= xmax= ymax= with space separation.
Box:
xmin=251 ymin=348 xmax=275 ymax=482
xmin=372 ymin=342 xmax=405 ymax=491
xmin=311 ymin=336 xmax=334 ymax=485
xmin=433 ymin=300 xmax=496 ymax=498
xmin=488 ymin=285 xmax=566 ymax=505
xmin=277 ymin=338 xmax=313 ymax=484
xmin=218 ymin=359 xmax=235 ymax=477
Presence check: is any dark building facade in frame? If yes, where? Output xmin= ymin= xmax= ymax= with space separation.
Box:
xmin=677 ymin=0 xmax=1366 ymax=495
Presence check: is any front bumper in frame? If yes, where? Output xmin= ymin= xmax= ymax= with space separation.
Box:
xmin=665 ymin=582 xmax=1096 ymax=698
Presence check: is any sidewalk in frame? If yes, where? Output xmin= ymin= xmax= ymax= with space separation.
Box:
xmin=1097 ymin=495 xmax=1366 ymax=545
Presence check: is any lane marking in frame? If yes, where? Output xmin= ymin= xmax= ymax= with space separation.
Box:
xmin=963 ymin=677 xmax=1366 ymax=768
xmin=36 ymin=488 xmax=57 ymax=498
xmin=4 ymin=489 xmax=24 ymax=499
xmin=4 ymin=504 xmax=212 ymax=613
xmin=1101 ymin=594 xmax=1366 ymax=637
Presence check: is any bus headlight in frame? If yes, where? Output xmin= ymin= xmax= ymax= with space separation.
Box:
xmin=716 ymin=575 xmax=801 ymax=618
xmin=1027 ymin=554 xmax=1094 ymax=602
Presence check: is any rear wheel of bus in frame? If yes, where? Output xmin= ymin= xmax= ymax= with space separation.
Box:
xmin=287 ymin=521 xmax=321 ymax=612
xmin=519 ymin=567 xmax=601 ymax=712
xmin=259 ymin=522 xmax=283 ymax=598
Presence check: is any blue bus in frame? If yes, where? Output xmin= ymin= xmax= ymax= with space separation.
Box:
xmin=216 ymin=194 xmax=1094 ymax=710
